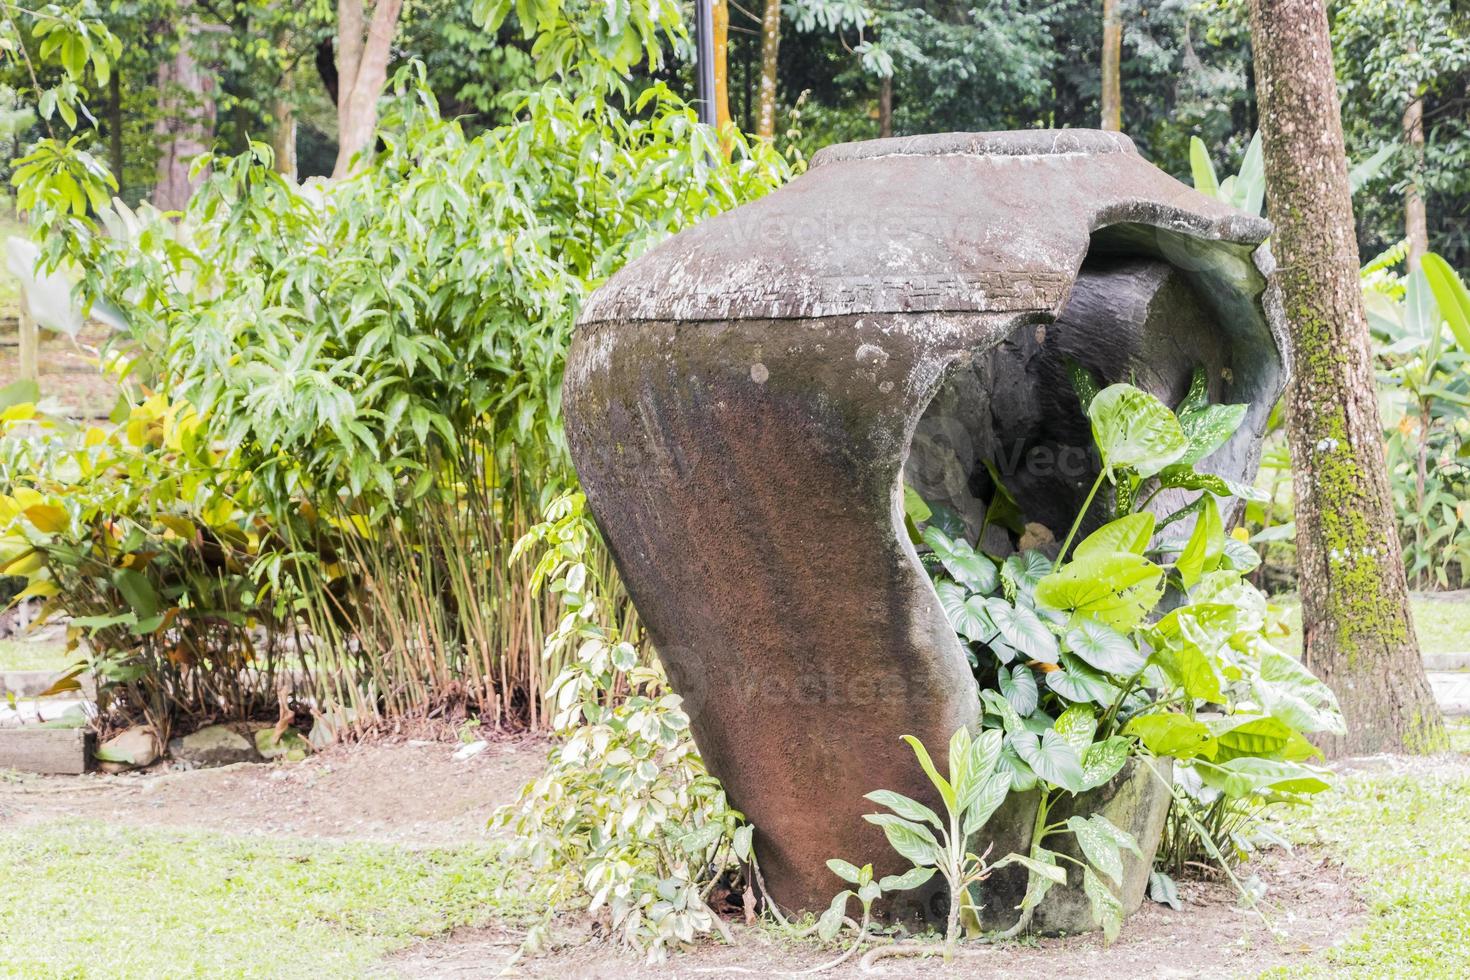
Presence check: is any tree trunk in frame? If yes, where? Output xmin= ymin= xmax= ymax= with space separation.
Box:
xmin=712 ymin=0 xmax=731 ymax=132
xmin=1403 ymin=92 xmax=1428 ymax=270
xmin=331 ymin=0 xmax=404 ymax=179
xmin=108 ymin=68 xmax=124 ymax=198
xmin=878 ymin=74 xmax=893 ymax=138
xmin=1100 ymin=0 xmax=1122 ymax=131
xmin=272 ymin=95 xmax=297 ymax=180
xmin=756 ymin=0 xmax=780 ymax=139
xmin=152 ymin=20 xmax=216 ymax=211
xmin=1249 ymin=0 xmax=1443 ymax=756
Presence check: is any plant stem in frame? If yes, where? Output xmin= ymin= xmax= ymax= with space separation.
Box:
xmin=1055 ymin=470 xmax=1108 ymax=566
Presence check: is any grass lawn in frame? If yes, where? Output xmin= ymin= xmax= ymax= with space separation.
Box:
xmin=0 ymin=821 xmax=525 ymax=978
xmin=1266 ymin=740 xmax=1470 ymax=977
xmin=1275 ymin=594 xmax=1470 ymax=657
xmin=0 ymin=638 xmax=77 ymax=672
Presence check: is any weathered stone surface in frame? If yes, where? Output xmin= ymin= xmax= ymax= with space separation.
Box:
xmin=975 ymin=759 xmax=1174 ymax=933
xmin=565 ymin=130 xmax=1285 ymax=920
xmin=96 ymin=725 xmax=160 ymax=772
xmin=169 ymin=724 xmax=257 ymax=767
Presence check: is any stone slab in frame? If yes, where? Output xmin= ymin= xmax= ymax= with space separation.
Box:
xmin=0 ymin=726 xmax=92 ymax=774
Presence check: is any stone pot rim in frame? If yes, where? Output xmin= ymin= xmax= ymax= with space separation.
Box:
xmin=810 ymin=129 xmax=1139 ymax=168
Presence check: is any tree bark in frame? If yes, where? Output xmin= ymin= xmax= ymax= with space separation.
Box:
xmin=1100 ymin=0 xmax=1122 ymax=131
xmin=331 ymin=0 xmax=404 ymax=179
xmin=756 ymin=0 xmax=780 ymax=139
xmin=107 ymin=67 xmax=124 ymax=198
xmin=1403 ymin=93 xmax=1428 ymax=270
xmin=878 ymin=74 xmax=892 ymax=138
xmin=272 ymin=91 xmax=297 ymax=180
xmin=1249 ymin=0 xmax=1443 ymax=756
xmin=152 ymin=18 xmax=216 ymax=211
xmin=712 ymin=0 xmax=732 ymax=132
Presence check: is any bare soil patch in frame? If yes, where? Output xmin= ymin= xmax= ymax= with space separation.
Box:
xmin=391 ymin=843 xmax=1364 ymax=978
xmin=0 ymin=734 xmax=548 ymax=845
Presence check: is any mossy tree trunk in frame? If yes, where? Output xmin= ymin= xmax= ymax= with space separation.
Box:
xmin=1249 ymin=0 xmax=1443 ymax=756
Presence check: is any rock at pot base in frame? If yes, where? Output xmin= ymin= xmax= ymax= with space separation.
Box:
xmin=975 ymin=759 xmax=1173 ymax=935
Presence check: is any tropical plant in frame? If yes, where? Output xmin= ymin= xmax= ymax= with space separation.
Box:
xmin=900 ymin=365 xmax=1343 ymax=942
xmin=856 ymin=727 xmax=1012 ymax=959
xmin=0 ymin=380 xmax=287 ymax=742
xmin=494 ymin=493 xmax=752 ymax=960
xmin=6 ymin=0 xmax=789 ymax=737
xmin=1369 ymin=253 xmax=1470 ymax=588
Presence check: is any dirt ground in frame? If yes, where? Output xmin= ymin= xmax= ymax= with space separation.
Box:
xmin=0 ymin=735 xmax=548 ymax=847
xmin=0 ymin=736 xmax=1380 ymax=979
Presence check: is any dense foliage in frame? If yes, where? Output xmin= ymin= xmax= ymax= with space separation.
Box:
xmin=1 ymin=0 xmax=788 ymax=736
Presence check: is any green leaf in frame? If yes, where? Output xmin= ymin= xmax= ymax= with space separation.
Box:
xmin=900 ymin=734 xmax=956 ymax=811
xmin=826 ymin=859 xmax=862 ymax=884
xmin=112 ymin=568 xmax=161 ymax=620
xmin=1176 ymin=403 xmax=1247 ymax=465
xmin=1065 ymin=620 xmax=1145 ymax=675
xmin=994 ymin=849 xmax=1066 ymax=912
xmin=998 ymin=663 xmax=1039 ymax=716
xmin=818 ymin=891 xmax=850 ymax=940
xmin=1068 ymin=814 xmax=1123 ymax=886
xmin=1088 ymin=384 xmax=1189 ymax=478
xmin=863 ymin=813 xmax=945 ymax=867
xmin=1124 ymin=713 xmax=1217 ymax=761
xmin=1045 ymin=656 xmax=1121 ymax=705
xmin=1002 ymin=550 xmax=1053 ymax=595
xmin=865 ymin=789 xmax=943 ymax=830
xmin=1052 ymin=705 xmax=1097 ymax=758
xmin=1067 ymin=360 xmax=1102 ymax=412
xmin=1080 ymin=736 xmax=1129 ymax=790
xmin=997 ymin=744 xmax=1039 ymax=792
xmin=1083 ymin=866 xmax=1124 ymax=943
xmin=1189 ymin=135 xmax=1220 ymax=198
xmin=981 ymin=689 xmax=1027 ymax=736
xmin=936 ymin=581 xmax=991 ymax=643
xmin=1175 ymin=495 xmax=1224 ymax=588
xmin=1157 ymin=464 xmax=1269 ymax=503
xmin=903 ymin=484 xmax=932 ymax=524
xmin=878 ymin=865 xmax=936 ymax=892
xmin=1422 ymin=253 xmax=1470 ymax=353
xmin=1208 ymin=715 xmax=1294 ymax=762
xmin=984 ymin=599 xmax=1059 ymax=664
xmin=924 ymin=526 xmax=998 ymax=594
xmin=0 ymin=378 xmax=40 ymax=412
xmin=1011 ymin=728 xmax=1085 ymax=793
xmin=961 ymin=770 xmax=1012 ymax=837
xmin=967 ymin=727 xmax=1004 ymax=781
xmin=1035 ymin=551 xmax=1164 ymax=633
xmin=1149 ymin=870 xmax=1182 ymax=910
xmin=1198 ymin=758 xmax=1331 ymax=797
xmin=1074 ymin=513 xmax=1155 ymax=560
xmin=1255 ymin=650 xmax=1345 ymax=736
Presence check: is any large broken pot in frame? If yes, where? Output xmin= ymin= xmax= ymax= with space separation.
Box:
xmin=564 ymin=131 xmax=1285 ymax=925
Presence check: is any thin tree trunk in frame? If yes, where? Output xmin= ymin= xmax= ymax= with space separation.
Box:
xmin=756 ymin=0 xmax=780 ymax=139
xmin=153 ymin=17 xmax=216 ymax=211
xmin=1403 ymin=92 xmax=1428 ymax=270
xmin=107 ymin=69 xmax=124 ymax=197
xmin=878 ymin=74 xmax=892 ymax=138
xmin=1100 ymin=0 xmax=1122 ymax=131
xmin=331 ymin=0 xmax=403 ymax=178
xmin=1249 ymin=0 xmax=1443 ymax=756
xmin=272 ymin=93 xmax=297 ymax=180
xmin=712 ymin=0 xmax=731 ymax=131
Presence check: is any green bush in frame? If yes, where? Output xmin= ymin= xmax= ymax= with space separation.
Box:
xmin=5 ymin=3 xmax=789 ymax=735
